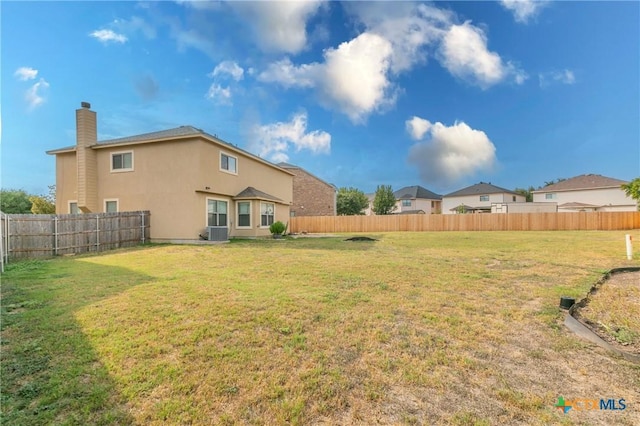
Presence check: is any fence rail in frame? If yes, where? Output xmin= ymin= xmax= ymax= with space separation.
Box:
xmin=0 ymin=211 xmax=150 ymax=263
xmin=289 ymin=211 xmax=640 ymax=234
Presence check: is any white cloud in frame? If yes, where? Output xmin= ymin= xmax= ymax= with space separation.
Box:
xmin=113 ymin=16 xmax=157 ymax=40
xmin=406 ymin=117 xmax=497 ymax=184
xmin=500 ymin=0 xmax=548 ymax=24
xmin=14 ymin=67 xmax=38 ymax=81
xmin=248 ymin=112 xmax=331 ymax=162
xmin=210 ymin=61 xmax=244 ymax=81
xmin=406 ymin=116 xmax=432 ymax=140
xmin=438 ymin=21 xmax=526 ymax=88
xmin=539 ymin=69 xmax=576 ymax=87
xmin=259 ymin=32 xmax=395 ymax=123
xmin=206 ymin=84 xmax=232 ymax=104
xmin=25 ymin=78 xmax=50 ymax=110
xmin=90 ymin=29 xmax=128 ymax=44
xmin=229 ymin=1 xmax=325 ymax=54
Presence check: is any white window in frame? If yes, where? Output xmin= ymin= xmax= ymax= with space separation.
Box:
xmin=69 ymin=201 xmax=79 ymax=214
xmin=260 ymin=202 xmax=274 ymax=227
xmin=220 ymin=152 xmax=237 ymax=174
xmin=111 ymin=151 xmax=133 ymax=172
xmin=480 ymin=195 xmax=489 ymax=202
xmin=237 ymin=201 xmax=251 ymax=228
xmin=545 ymin=193 xmax=556 ymax=200
xmin=207 ymin=199 xmax=228 ymax=227
xmin=402 ymin=200 xmax=411 ymax=207
xmin=105 ymin=199 xmax=118 ymax=213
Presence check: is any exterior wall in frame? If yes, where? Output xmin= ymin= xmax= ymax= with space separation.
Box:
xmin=288 ymin=168 xmax=336 ymax=217
xmin=443 ymin=193 xmax=526 ymax=214
xmin=76 ymin=108 xmax=98 ymax=212
xmin=55 ymin=152 xmax=79 ymax=213
xmin=491 ymin=202 xmax=558 ymax=213
xmin=55 ymin=138 xmax=292 ymax=240
xmin=395 ymin=198 xmax=442 ymax=214
xmin=533 ymin=187 xmax=637 ymax=211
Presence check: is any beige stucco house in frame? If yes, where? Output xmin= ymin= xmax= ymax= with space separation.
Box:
xmin=46 ymin=102 xmax=293 ymax=241
xmin=443 ymin=182 xmax=526 ymax=214
xmin=393 ymin=185 xmax=442 ymax=214
xmin=532 ymin=174 xmax=636 ymax=212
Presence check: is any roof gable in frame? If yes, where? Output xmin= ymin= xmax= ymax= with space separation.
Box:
xmin=234 ymin=186 xmax=283 ymax=202
xmin=393 ymin=185 xmax=442 ymax=200
xmin=534 ymin=174 xmax=628 ymax=192
xmin=444 ymin=182 xmax=517 ymax=197
xmin=277 ymin=162 xmax=336 ymax=189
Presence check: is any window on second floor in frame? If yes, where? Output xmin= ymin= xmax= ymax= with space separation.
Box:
xmin=220 ymin=152 xmax=237 ymax=174
xmin=480 ymin=195 xmax=489 ymax=202
xmin=402 ymin=199 xmax=412 ymax=207
xmin=111 ymin=151 xmax=133 ymax=172
xmin=545 ymin=193 xmax=556 ymax=200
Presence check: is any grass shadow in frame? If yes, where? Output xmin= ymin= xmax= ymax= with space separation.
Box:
xmin=1 ymin=254 xmax=154 ymax=425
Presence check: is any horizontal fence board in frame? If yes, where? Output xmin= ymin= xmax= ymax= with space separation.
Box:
xmin=1 ymin=211 xmax=150 ymax=260
xmin=290 ymin=212 xmax=640 ymax=234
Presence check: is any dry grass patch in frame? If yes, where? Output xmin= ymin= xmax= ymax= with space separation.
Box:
xmin=2 ymin=231 xmax=639 ymax=425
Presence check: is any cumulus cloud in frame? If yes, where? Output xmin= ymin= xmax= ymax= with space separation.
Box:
xmin=25 ymin=78 xmax=50 ymax=110
xmin=14 ymin=67 xmax=38 ymax=81
xmin=406 ymin=117 xmax=497 ymax=184
xmin=500 ymin=0 xmax=548 ymax=24
xmin=259 ymin=32 xmax=395 ymax=123
xmin=248 ymin=112 xmax=331 ymax=162
xmin=210 ymin=61 xmax=244 ymax=81
xmin=206 ymin=84 xmax=232 ymax=104
xmin=539 ymin=69 xmax=576 ymax=87
xmin=438 ymin=22 xmax=526 ymax=88
xmin=90 ymin=29 xmax=128 ymax=44
xmin=229 ymin=0 xmax=325 ymax=54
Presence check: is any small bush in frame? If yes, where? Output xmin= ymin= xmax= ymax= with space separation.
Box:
xmin=269 ymin=221 xmax=286 ymax=235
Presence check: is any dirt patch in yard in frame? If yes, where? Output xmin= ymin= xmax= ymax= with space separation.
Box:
xmin=573 ymin=269 xmax=640 ymax=355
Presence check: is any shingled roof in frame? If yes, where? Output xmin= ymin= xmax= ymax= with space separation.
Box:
xmin=234 ymin=186 xmax=283 ymax=202
xmin=533 ymin=174 xmax=628 ymax=192
xmin=393 ymin=185 xmax=442 ymax=200
xmin=444 ymin=182 xmax=517 ymax=197
xmin=96 ymin=126 xmax=204 ymax=146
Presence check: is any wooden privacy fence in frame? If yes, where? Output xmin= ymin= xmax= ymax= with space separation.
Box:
xmin=0 ymin=211 xmax=150 ymax=262
xmin=290 ymin=211 xmax=640 ymax=234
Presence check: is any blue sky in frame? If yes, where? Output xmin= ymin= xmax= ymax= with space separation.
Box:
xmin=2 ymin=1 xmax=639 ymax=197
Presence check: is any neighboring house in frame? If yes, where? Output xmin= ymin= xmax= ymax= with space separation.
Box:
xmin=491 ymin=202 xmax=557 ymax=213
xmin=532 ymin=174 xmax=636 ymax=212
xmin=277 ymin=163 xmax=337 ymax=216
xmin=443 ymin=182 xmax=526 ymax=214
xmin=46 ymin=102 xmax=293 ymax=242
xmin=393 ymin=185 xmax=442 ymax=214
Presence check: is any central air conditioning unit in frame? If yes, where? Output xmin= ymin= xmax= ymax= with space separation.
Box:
xmin=207 ymin=226 xmax=228 ymax=242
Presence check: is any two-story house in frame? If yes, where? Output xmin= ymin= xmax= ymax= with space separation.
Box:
xmin=532 ymin=174 xmax=636 ymax=212
xmin=277 ymin=163 xmax=337 ymax=216
xmin=443 ymin=182 xmax=525 ymax=214
xmin=393 ymin=185 xmax=442 ymax=214
xmin=46 ymin=102 xmax=293 ymax=242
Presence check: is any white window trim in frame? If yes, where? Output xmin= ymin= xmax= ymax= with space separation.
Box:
xmin=236 ymin=201 xmax=252 ymax=229
xmin=104 ymin=198 xmax=119 ymax=213
xmin=260 ymin=201 xmax=275 ymax=228
xmin=110 ymin=150 xmax=134 ymax=173
xmin=220 ymin=151 xmax=238 ymax=175
xmin=68 ymin=200 xmax=78 ymax=214
xmin=206 ymin=197 xmax=229 ymax=227
xmin=479 ymin=195 xmax=490 ymax=202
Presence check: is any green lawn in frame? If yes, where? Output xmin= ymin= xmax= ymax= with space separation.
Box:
xmin=2 ymin=231 xmax=639 ymax=425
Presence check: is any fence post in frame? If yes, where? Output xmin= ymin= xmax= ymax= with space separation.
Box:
xmin=96 ymin=215 xmax=100 ymax=252
xmin=141 ymin=211 xmax=146 ymax=244
xmin=54 ymin=216 xmax=59 ymax=256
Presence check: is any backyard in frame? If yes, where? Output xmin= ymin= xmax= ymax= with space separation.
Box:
xmin=1 ymin=231 xmax=639 ymax=425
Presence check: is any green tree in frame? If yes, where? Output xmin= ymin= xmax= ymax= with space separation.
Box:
xmin=29 ymin=196 xmax=56 ymax=214
xmin=514 ymin=186 xmax=535 ymax=202
xmin=0 ymin=189 xmax=33 ymax=213
xmin=621 ymin=177 xmax=640 ymax=210
xmin=372 ymin=185 xmax=396 ymax=215
xmin=337 ymin=187 xmax=370 ymax=215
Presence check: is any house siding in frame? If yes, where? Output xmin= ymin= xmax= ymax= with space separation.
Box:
xmin=533 ymin=187 xmax=636 ymax=211
xmin=443 ymin=193 xmax=526 ymax=214
xmin=288 ymin=168 xmax=336 ymax=217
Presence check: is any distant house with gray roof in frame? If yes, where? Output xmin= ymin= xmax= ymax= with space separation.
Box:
xmin=532 ymin=174 xmax=636 ymax=212
xmin=443 ymin=182 xmax=525 ymax=214
xmin=393 ymin=185 xmax=442 ymax=214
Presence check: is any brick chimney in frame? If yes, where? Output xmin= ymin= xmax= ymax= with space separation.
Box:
xmin=76 ymin=102 xmax=98 ymax=212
